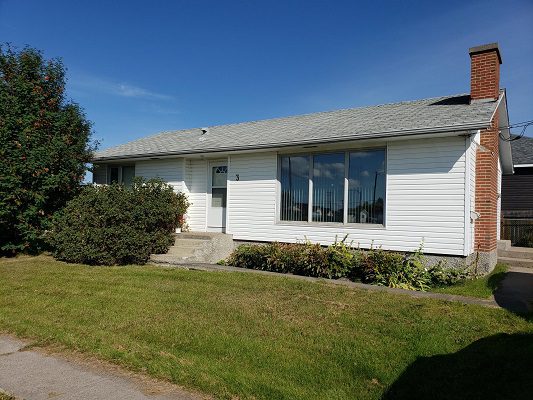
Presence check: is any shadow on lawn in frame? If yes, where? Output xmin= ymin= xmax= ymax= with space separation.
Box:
xmin=382 ymin=333 xmax=533 ymax=400
xmin=493 ymin=270 xmax=533 ymax=315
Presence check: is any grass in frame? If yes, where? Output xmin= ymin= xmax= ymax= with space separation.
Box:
xmin=432 ymin=263 xmax=509 ymax=298
xmin=1 ymin=256 xmax=532 ymax=400
xmin=0 ymin=393 xmax=14 ymax=400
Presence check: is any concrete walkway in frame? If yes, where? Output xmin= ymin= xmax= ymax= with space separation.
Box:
xmin=0 ymin=336 xmax=205 ymax=400
xmin=494 ymin=266 xmax=533 ymax=314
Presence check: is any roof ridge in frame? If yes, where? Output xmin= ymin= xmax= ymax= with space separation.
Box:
xmin=98 ymin=93 xmax=471 ymax=151
xmin=204 ymin=93 xmax=471 ymax=130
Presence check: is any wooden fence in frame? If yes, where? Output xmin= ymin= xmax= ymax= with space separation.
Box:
xmin=500 ymin=218 xmax=533 ymax=246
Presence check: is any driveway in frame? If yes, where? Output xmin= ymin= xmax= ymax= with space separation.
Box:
xmin=494 ymin=267 xmax=533 ymax=314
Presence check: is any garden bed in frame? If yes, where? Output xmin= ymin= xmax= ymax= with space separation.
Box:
xmin=223 ymin=241 xmax=474 ymax=292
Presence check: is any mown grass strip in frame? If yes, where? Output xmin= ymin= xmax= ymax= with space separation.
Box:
xmin=1 ymin=256 xmax=531 ymax=400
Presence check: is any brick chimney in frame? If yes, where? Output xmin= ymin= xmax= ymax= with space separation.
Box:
xmin=470 ymin=43 xmax=502 ymax=270
xmin=469 ymin=43 xmax=502 ymax=102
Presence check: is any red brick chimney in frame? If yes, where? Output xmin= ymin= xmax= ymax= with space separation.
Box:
xmin=469 ymin=43 xmax=502 ymax=102
xmin=470 ymin=43 xmax=502 ymax=269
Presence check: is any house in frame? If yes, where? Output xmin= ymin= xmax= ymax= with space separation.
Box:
xmin=501 ymin=135 xmax=533 ymax=245
xmin=93 ymin=43 xmax=513 ymax=271
xmin=502 ymin=135 xmax=533 ymax=219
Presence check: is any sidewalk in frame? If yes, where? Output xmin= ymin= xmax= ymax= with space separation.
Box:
xmin=0 ymin=336 xmax=205 ymax=400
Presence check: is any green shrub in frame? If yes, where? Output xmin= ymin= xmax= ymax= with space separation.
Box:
xmin=228 ymin=244 xmax=270 ymax=270
xmin=48 ymin=177 xmax=189 ymax=265
xmin=226 ymin=240 xmax=470 ymax=291
xmin=227 ymin=241 xmax=354 ymax=279
xmin=427 ymin=263 xmax=471 ymax=286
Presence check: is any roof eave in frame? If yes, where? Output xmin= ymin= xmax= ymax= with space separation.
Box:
xmin=92 ymin=122 xmax=491 ymax=162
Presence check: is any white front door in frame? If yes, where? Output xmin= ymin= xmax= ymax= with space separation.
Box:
xmin=207 ymin=162 xmax=227 ymax=232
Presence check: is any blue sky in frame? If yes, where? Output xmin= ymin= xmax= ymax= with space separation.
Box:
xmin=1 ymin=0 xmax=532 ymax=153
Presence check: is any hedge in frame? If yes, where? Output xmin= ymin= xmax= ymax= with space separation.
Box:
xmin=48 ymin=177 xmax=189 ymax=265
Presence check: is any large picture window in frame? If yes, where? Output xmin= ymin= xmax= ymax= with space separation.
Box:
xmin=348 ymin=149 xmax=386 ymax=224
xmin=312 ymin=153 xmax=345 ymax=223
xmin=280 ymin=155 xmax=310 ymax=221
xmin=279 ymin=148 xmax=386 ymax=225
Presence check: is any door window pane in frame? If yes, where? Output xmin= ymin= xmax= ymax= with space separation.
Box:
xmin=212 ymin=165 xmax=227 ymax=187
xmin=312 ymin=153 xmax=345 ymax=222
xmin=280 ymin=155 xmax=309 ymax=221
xmin=212 ymin=188 xmax=227 ymax=208
xmin=348 ymin=149 xmax=386 ymax=224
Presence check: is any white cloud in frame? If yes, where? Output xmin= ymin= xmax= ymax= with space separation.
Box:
xmin=69 ymin=73 xmax=174 ymax=101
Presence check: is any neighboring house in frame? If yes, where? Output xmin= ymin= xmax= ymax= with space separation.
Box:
xmin=502 ymin=135 xmax=533 ymax=218
xmin=93 ymin=43 xmax=513 ymax=271
xmin=501 ymin=135 xmax=533 ymax=245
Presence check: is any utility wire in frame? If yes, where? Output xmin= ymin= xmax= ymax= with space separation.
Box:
xmin=499 ymin=119 xmax=533 ymax=141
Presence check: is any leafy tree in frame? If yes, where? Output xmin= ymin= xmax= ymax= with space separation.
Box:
xmin=0 ymin=44 xmax=96 ymax=255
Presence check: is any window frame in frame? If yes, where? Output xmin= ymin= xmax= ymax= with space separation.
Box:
xmin=276 ymin=146 xmax=387 ymax=228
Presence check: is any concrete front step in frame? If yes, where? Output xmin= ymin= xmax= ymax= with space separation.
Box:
xmin=172 ymin=238 xmax=211 ymax=248
xmin=498 ymin=256 xmax=533 ymax=269
xmin=150 ymin=232 xmax=235 ymax=264
xmin=166 ymin=247 xmax=196 ymax=256
xmin=497 ymin=240 xmax=512 ymax=251
xmin=498 ymin=246 xmax=533 ymax=259
xmin=151 ymin=253 xmax=191 ymax=263
xmin=177 ymin=232 xmax=219 ymax=240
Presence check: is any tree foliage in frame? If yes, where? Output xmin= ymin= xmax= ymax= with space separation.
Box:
xmin=49 ymin=178 xmax=190 ymax=265
xmin=0 ymin=44 xmax=95 ymax=255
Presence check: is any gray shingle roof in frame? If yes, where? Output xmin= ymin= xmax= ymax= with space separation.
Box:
xmin=511 ymin=135 xmax=533 ymax=165
xmin=94 ymin=93 xmax=499 ymax=161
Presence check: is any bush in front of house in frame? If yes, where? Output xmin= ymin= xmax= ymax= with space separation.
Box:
xmin=226 ymin=241 xmax=469 ymax=291
xmin=48 ymin=177 xmax=189 ymax=265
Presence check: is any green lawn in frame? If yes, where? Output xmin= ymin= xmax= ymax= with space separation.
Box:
xmin=1 ymin=256 xmax=532 ymax=400
xmin=433 ymin=263 xmax=508 ymax=298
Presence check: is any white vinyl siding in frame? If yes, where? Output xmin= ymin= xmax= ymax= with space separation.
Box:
xmin=228 ymin=136 xmax=468 ymax=256
xmin=135 ymin=159 xmax=184 ymax=192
